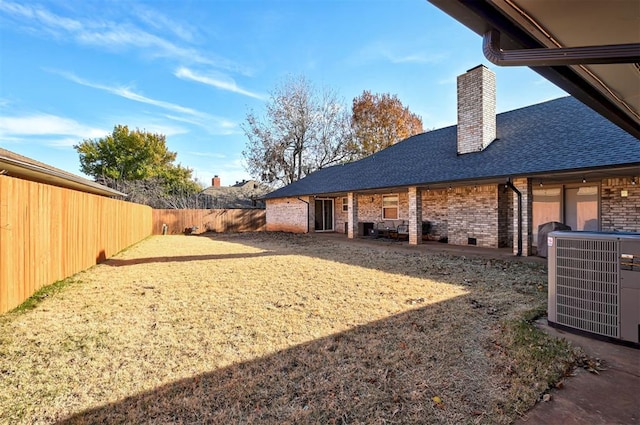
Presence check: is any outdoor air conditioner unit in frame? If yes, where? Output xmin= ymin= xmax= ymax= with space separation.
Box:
xmin=547 ymin=231 xmax=640 ymax=347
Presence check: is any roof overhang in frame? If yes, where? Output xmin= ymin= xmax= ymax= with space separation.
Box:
xmin=427 ymin=0 xmax=640 ymax=139
xmin=264 ymin=163 xmax=639 ymax=199
xmin=0 ymin=155 xmax=126 ymax=198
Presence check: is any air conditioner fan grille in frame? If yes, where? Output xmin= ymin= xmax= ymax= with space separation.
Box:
xmin=555 ymin=238 xmax=619 ymax=338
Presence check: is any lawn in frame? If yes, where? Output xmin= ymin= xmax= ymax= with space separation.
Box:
xmin=0 ymin=233 xmax=580 ymax=424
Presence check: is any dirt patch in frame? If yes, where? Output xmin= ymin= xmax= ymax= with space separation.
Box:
xmin=0 ymin=232 xmax=577 ymax=424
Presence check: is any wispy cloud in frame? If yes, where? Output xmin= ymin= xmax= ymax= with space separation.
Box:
xmin=188 ymin=151 xmax=227 ymax=159
xmin=175 ymin=67 xmax=266 ymax=100
xmin=0 ymin=113 xmax=105 ymax=139
xmin=0 ymin=1 xmax=250 ymax=74
xmin=350 ymin=40 xmax=448 ymax=66
xmin=51 ymin=70 xmax=238 ymax=135
xmin=388 ymin=52 xmax=447 ymax=64
xmin=133 ymin=4 xmax=195 ymax=43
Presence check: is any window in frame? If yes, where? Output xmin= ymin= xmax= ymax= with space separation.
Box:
xmin=382 ymin=194 xmax=398 ymax=219
xmin=532 ymin=185 xmax=599 ymax=246
xmin=342 ymin=197 xmax=349 ymax=212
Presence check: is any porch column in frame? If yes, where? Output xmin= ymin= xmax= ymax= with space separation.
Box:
xmin=512 ymin=178 xmax=532 ymax=256
xmin=347 ymin=192 xmax=358 ymax=239
xmin=408 ymin=186 xmax=422 ymax=245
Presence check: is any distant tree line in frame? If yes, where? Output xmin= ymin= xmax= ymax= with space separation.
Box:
xmin=75 ymin=76 xmax=425 ymax=207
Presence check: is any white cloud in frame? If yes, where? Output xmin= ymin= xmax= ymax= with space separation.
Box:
xmin=163 ymin=114 xmax=236 ymax=134
xmin=187 ymin=151 xmax=227 ymax=159
xmin=117 ymin=120 xmax=189 ymax=138
xmin=0 ymin=113 xmax=105 ymax=139
xmin=50 ymin=70 xmax=239 ymax=134
xmin=133 ymin=4 xmax=195 ymax=42
xmin=351 ymin=40 xmax=448 ymax=66
xmin=388 ymin=52 xmax=447 ymax=64
xmin=0 ymin=1 xmax=250 ymax=74
xmin=175 ymin=67 xmax=266 ymax=100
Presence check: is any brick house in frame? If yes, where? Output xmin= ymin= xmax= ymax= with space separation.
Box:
xmin=262 ymin=66 xmax=640 ymax=256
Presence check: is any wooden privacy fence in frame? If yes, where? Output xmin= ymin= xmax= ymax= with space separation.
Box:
xmin=152 ymin=209 xmax=266 ymax=234
xmin=0 ymin=175 xmax=152 ymax=314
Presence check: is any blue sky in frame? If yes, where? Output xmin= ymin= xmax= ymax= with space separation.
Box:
xmin=0 ymin=0 xmax=566 ymax=188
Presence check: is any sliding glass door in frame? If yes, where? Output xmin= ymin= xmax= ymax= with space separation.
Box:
xmin=314 ymin=199 xmax=334 ymax=231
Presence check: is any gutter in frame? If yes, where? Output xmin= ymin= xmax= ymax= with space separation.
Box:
xmin=505 ymin=179 xmax=522 ymax=256
xmin=483 ymin=29 xmax=640 ymax=66
xmin=297 ymin=197 xmax=310 ymax=233
xmin=0 ymin=155 xmax=126 ymax=198
xmin=430 ymin=0 xmax=640 ymax=139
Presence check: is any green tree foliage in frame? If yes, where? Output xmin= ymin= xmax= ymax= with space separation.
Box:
xmin=74 ymin=125 xmax=201 ymax=206
xmin=350 ymin=91 xmax=424 ymax=159
xmin=242 ymin=75 xmax=354 ymax=186
xmin=75 ymin=125 xmax=179 ymax=180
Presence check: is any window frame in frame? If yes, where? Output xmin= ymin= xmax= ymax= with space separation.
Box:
xmin=382 ymin=194 xmax=399 ymax=219
xmin=342 ymin=197 xmax=349 ymax=212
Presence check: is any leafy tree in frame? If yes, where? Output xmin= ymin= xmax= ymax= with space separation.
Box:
xmin=76 ymin=125 xmax=178 ymax=180
xmin=350 ymin=91 xmax=424 ymax=159
xmin=75 ymin=125 xmax=201 ymax=207
xmin=242 ymin=75 xmax=354 ymax=186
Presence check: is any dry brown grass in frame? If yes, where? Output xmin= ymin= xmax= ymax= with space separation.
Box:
xmin=0 ymin=233 xmax=579 ymax=424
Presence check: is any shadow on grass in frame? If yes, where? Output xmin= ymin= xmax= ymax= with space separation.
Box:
xmin=57 ymin=294 xmax=501 ymax=425
xmin=198 ymin=232 xmax=545 ymax=286
xmin=52 ymin=232 xmax=551 ymax=424
xmin=104 ymin=251 xmax=283 ymax=266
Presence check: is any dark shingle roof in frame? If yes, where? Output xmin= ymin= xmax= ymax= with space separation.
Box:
xmin=264 ymin=96 xmax=639 ymax=199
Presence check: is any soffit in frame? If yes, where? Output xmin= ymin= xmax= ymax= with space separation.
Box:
xmin=491 ymin=0 xmax=640 ymax=127
xmin=427 ymin=0 xmax=640 ymax=138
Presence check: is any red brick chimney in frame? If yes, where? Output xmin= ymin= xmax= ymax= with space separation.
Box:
xmin=457 ymin=65 xmax=496 ymax=154
xmin=212 ymin=175 xmax=221 ymax=187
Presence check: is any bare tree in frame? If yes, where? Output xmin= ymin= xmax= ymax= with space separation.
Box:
xmin=98 ymin=176 xmax=202 ymax=209
xmin=242 ymin=75 xmax=354 ymax=186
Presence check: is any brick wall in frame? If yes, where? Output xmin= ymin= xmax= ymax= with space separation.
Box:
xmin=408 ymin=187 xmax=422 ymax=244
xmin=601 ymin=177 xmax=640 ymax=232
xmin=335 ymin=196 xmax=348 ymax=234
xmin=422 ymin=189 xmax=448 ymax=240
xmin=266 ymin=197 xmax=311 ymax=233
xmin=447 ymin=185 xmax=499 ymax=247
xmin=498 ymin=186 xmax=513 ymax=248
xmin=355 ymin=192 xmax=409 ymax=223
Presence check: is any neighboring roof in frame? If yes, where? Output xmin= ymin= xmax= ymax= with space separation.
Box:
xmin=264 ymin=96 xmax=640 ymax=200
xmin=230 ymin=179 xmax=260 ymax=188
xmin=0 ymin=148 xmax=126 ymax=197
xmin=201 ymin=179 xmax=270 ymax=208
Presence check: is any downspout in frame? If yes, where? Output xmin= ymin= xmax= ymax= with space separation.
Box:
xmin=505 ymin=179 xmax=522 ymax=256
xmin=297 ymin=197 xmax=310 ymax=233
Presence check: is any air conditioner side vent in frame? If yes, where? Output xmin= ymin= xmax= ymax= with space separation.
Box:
xmin=554 ymin=237 xmax=619 ymax=338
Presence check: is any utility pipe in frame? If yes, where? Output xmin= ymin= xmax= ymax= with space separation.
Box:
xmin=505 ymin=179 xmax=522 ymax=257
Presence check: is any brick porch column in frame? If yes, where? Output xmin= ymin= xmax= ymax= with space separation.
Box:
xmin=512 ymin=178 xmax=532 ymax=256
xmin=408 ymin=187 xmax=422 ymax=245
xmin=347 ymin=192 xmax=358 ymax=239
